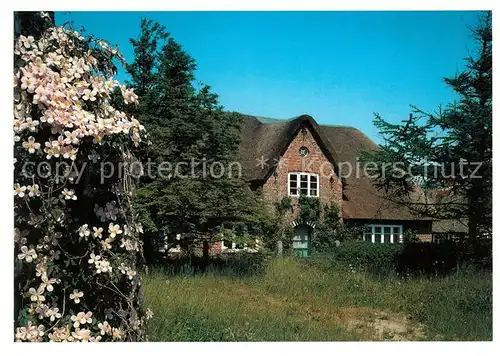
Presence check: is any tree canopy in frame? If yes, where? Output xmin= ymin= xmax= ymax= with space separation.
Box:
xmin=124 ymin=19 xmax=267 ymax=253
xmin=361 ymin=12 xmax=492 ymax=243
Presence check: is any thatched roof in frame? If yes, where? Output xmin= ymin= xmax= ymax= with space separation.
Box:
xmin=432 ymin=219 xmax=468 ymax=234
xmin=237 ymin=114 xmax=425 ymax=221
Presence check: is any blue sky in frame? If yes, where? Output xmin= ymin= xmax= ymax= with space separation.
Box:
xmin=55 ymin=11 xmax=481 ymax=143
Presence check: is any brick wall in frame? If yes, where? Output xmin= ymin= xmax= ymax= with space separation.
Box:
xmin=262 ymin=126 xmax=343 ymax=222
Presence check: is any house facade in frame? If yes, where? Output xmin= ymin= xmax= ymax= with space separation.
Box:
xmin=214 ymin=114 xmax=437 ymax=256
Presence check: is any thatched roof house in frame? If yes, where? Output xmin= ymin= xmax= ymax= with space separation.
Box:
xmin=236 ymin=114 xmax=463 ymax=251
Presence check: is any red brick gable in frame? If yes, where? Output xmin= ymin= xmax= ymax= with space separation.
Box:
xmin=262 ymin=126 xmax=343 ymax=221
xmin=238 ymin=114 xmax=428 ymax=222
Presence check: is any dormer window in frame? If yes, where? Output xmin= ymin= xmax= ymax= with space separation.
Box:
xmin=288 ymin=172 xmax=319 ymax=197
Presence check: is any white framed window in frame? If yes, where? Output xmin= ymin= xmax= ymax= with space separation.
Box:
xmin=221 ymin=240 xmax=247 ymax=251
xmin=288 ymin=172 xmax=319 ymax=197
xmin=363 ymin=225 xmax=403 ymax=243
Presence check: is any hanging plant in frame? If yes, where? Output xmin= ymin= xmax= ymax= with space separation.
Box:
xmin=14 ymin=18 xmax=152 ymax=342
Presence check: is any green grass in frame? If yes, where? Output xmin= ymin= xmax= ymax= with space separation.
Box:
xmin=142 ymin=257 xmax=492 ymax=341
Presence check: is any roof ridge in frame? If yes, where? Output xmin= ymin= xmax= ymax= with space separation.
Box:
xmin=319 ymin=123 xmax=361 ymax=130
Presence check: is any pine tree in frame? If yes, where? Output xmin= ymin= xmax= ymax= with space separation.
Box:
xmin=125 ymin=20 xmax=264 ymax=256
xmin=361 ymin=12 xmax=492 ymax=246
xmin=125 ymin=18 xmax=168 ymax=115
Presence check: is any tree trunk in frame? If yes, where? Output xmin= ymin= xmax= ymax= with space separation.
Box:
xmin=202 ymin=240 xmax=209 ymax=260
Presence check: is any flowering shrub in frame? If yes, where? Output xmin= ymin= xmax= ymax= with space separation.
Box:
xmin=14 ymin=21 xmax=152 ymax=341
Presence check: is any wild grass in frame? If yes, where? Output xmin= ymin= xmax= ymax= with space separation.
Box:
xmin=142 ymin=257 xmax=492 ymax=341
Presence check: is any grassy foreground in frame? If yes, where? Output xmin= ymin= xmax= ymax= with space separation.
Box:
xmin=142 ymin=257 xmax=492 ymax=341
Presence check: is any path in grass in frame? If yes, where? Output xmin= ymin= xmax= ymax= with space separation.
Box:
xmin=142 ymin=258 xmax=492 ymax=341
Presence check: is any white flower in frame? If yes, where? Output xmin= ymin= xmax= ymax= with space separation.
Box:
xmin=101 ymin=238 xmax=113 ymax=250
xmin=46 ymin=307 xmax=62 ymax=322
xmin=28 ymin=286 xmax=45 ymax=303
xmin=111 ymin=327 xmax=122 ymax=340
xmin=145 ymin=308 xmax=154 ymax=319
xmin=119 ymin=263 xmax=128 ymax=274
xmin=88 ymin=252 xmax=101 ymax=265
xmin=48 ymin=326 xmax=72 ymax=342
xmin=20 ymin=35 xmax=35 ymax=49
xmin=82 ymin=88 xmax=98 ymax=101
xmin=63 ymin=130 xmax=79 ymax=145
xmin=97 ymin=321 xmax=111 ymax=335
xmin=40 ymin=275 xmax=58 ymax=292
xmin=108 ymin=223 xmax=122 ymax=238
xmin=61 ymin=188 xmax=77 ymax=200
xmin=72 ymin=327 xmax=92 ymax=342
xmin=95 ymin=259 xmax=112 ymax=274
xmin=27 ymin=184 xmax=41 ymax=197
xmin=18 ymin=245 xmax=37 ymax=262
xmin=14 ymin=183 xmax=27 ymax=198
xmin=77 ymin=224 xmax=90 ymax=238
xmin=22 ymin=136 xmax=41 ymax=153
xmin=93 ymin=226 xmax=103 ymax=238
xmin=15 ymin=326 xmax=28 ymax=341
xmin=136 ymin=223 xmax=144 ymax=234
xmin=70 ymin=311 xmax=92 ymax=328
xmin=35 ymin=303 xmax=50 ymax=319
xmin=35 ymin=262 xmax=47 ymax=277
xmin=69 ymin=289 xmax=83 ymax=304
xmin=25 ymin=117 xmax=40 ymax=132
xmin=16 ymin=321 xmax=45 ymax=342
xmin=120 ymin=238 xmax=139 ymax=251
xmin=126 ymin=269 xmax=137 ymax=280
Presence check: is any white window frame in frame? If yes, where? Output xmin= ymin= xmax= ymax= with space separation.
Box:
xmin=364 ymin=224 xmax=403 ymax=244
xmin=221 ymin=240 xmax=247 ymax=251
xmin=288 ymin=172 xmax=319 ymax=197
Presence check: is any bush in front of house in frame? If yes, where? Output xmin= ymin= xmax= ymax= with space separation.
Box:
xmin=307 ymin=239 xmax=492 ymax=277
xmin=308 ymin=241 xmax=403 ymax=276
xmin=149 ymin=250 xmax=273 ymax=278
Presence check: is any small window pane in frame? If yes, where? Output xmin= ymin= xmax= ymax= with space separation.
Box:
xmin=290 ymin=174 xmax=297 ymax=181
xmin=310 ymin=189 xmax=317 ymax=196
xmin=374 ymin=234 xmax=382 ymax=243
xmin=290 ymin=188 xmax=298 ymax=195
xmin=310 ymin=175 xmax=317 ymax=183
xmin=293 ymin=241 xmax=308 ymax=249
xmin=300 ymin=181 xmax=308 ymax=188
xmin=310 ymin=181 xmax=318 ymax=189
xmin=293 ymin=234 xmax=308 ymax=249
xmin=384 ymin=227 xmax=391 ymax=235
xmin=290 ymin=180 xmax=297 ymax=188
xmin=364 ymin=233 xmax=372 ymax=242
xmin=374 ymin=226 xmax=382 ymax=233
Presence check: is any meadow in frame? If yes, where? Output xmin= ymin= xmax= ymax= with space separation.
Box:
xmin=142 ymin=256 xmax=492 ymax=341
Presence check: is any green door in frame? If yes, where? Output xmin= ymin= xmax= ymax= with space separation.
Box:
xmin=293 ymin=225 xmax=310 ymax=257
